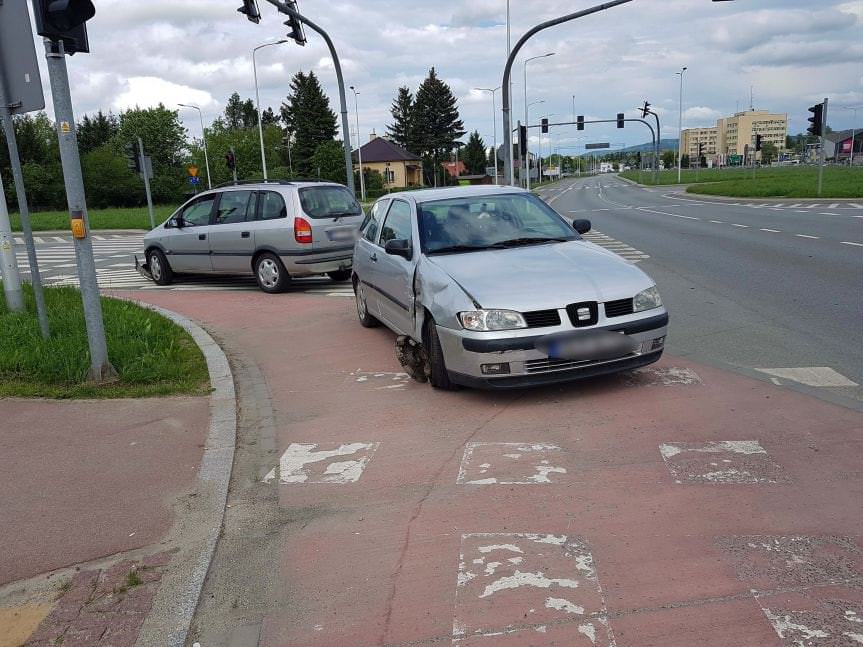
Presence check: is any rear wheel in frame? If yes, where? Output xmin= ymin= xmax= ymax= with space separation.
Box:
xmin=353 ymin=279 xmax=379 ymax=328
xmin=424 ymin=316 xmax=459 ymax=391
xmin=148 ymin=248 xmax=173 ymax=286
xmin=327 ymin=269 xmax=351 ymax=282
xmin=254 ymin=252 xmax=289 ymax=293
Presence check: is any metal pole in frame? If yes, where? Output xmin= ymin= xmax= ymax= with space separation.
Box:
xmin=138 ymin=137 xmax=155 ymax=229
xmin=0 ymin=164 xmax=23 ymax=312
xmin=0 ymin=88 xmax=47 ymax=330
xmin=181 ymin=104 xmax=212 ymax=189
xmin=44 ymin=40 xmax=115 ymax=382
xmin=501 ymin=0 xmax=634 ymax=186
xmin=231 ymin=145 xmax=238 ymax=185
xmin=818 ymin=97 xmax=828 ymax=197
xmin=350 ymin=86 xmax=365 ymax=200
xmin=677 ymin=66 xmax=686 ymax=183
xmin=476 ymin=87 xmax=500 ymax=185
xmin=523 ymin=61 xmax=528 ymax=188
xmin=253 ymin=40 xmax=287 ymax=182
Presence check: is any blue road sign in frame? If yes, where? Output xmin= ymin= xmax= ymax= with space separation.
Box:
xmin=189 ymin=176 xmax=201 ymax=185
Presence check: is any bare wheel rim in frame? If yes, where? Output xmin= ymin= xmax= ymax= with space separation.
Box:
xmin=258 ymin=258 xmax=279 ymax=288
xmin=150 ymin=254 xmax=162 ymax=280
xmin=356 ymin=284 xmax=367 ymax=319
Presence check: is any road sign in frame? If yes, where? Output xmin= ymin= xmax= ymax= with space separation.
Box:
xmin=189 ymin=176 xmax=201 ymax=185
xmin=0 ymin=1 xmax=45 ymax=114
xmin=585 ymin=142 xmax=610 ymax=150
xmin=187 ymin=165 xmax=199 ymax=177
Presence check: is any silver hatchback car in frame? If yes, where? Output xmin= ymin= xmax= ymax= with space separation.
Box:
xmin=139 ymin=180 xmax=364 ymax=293
xmin=352 ymin=185 xmax=668 ymax=390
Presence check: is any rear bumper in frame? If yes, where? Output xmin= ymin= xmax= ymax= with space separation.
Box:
xmin=280 ymin=250 xmax=353 ymax=277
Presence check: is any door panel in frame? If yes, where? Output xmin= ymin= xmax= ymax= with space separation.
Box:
xmin=167 ymin=194 xmax=216 ymax=272
xmin=373 ymin=200 xmax=416 ymax=334
xmin=210 ymin=191 xmax=257 ymax=273
xmin=355 ymin=200 xmax=389 ymax=319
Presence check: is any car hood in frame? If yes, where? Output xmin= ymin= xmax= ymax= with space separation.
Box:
xmin=425 ymin=241 xmax=654 ymax=311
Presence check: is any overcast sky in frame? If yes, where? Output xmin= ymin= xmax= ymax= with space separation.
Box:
xmin=26 ymin=0 xmax=863 ymax=153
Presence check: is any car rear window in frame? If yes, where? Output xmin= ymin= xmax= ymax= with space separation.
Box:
xmin=299 ymin=186 xmax=362 ymax=219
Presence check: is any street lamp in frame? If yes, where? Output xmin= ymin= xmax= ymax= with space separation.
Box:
xmin=838 ymin=105 xmax=861 ymax=166
xmin=253 ymin=39 xmax=287 ymax=182
xmin=349 ymin=86 xmax=366 ymax=200
xmin=179 ymin=103 xmax=211 ymax=189
xmin=523 ymin=52 xmax=555 ymax=189
xmin=475 ymin=86 xmax=501 ymax=184
xmin=676 ymin=66 xmax=687 ymax=183
xmin=525 ymin=98 xmax=545 ymax=189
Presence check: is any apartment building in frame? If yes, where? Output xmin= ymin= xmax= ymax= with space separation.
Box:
xmin=681 ymin=127 xmax=719 ymax=159
xmin=682 ymin=110 xmax=788 ymax=160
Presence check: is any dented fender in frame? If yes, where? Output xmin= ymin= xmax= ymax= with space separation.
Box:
xmin=412 ymin=255 xmax=478 ymax=340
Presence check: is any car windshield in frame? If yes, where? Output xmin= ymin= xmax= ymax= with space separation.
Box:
xmin=418 ymin=193 xmax=576 ymax=254
xmin=299 ymin=185 xmax=363 ymax=219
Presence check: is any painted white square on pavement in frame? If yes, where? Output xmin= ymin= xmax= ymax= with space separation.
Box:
xmin=263 ymin=442 xmax=379 ymax=484
xmin=755 ymin=367 xmax=858 ymax=387
xmin=457 ymin=443 xmax=567 ymax=485
xmin=659 ymin=440 xmax=787 ymax=484
xmin=452 ymin=533 xmax=615 ymax=646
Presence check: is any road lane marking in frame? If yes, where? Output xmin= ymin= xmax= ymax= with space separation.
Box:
xmin=795 ymin=210 xmax=809 ymax=213
xmin=755 ymin=367 xmax=858 ymax=387
xmin=731 ymin=223 xmax=749 ymax=228
xmin=795 ymin=234 xmax=819 ymax=239
xmin=841 ymin=241 xmax=863 ymax=247
xmin=760 ymin=228 xmax=781 ymax=233
xmin=819 ymin=212 xmax=838 ymax=216
xmin=636 ymin=206 xmax=699 ymax=219
xmin=709 ymin=219 xmax=725 ymax=223
xmin=659 ymin=441 xmax=787 ymax=484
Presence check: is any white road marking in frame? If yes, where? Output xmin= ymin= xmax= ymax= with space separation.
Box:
xmin=457 ymin=443 xmax=566 ymax=485
xmin=841 ymin=241 xmax=863 ymax=247
xmin=795 ymin=234 xmax=819 ymax=239
xmin=659 ymin=440 xmax=785 ymax=484
xmin=709 ymin=220 xmax=725 ymax=224
xmin=14 ymin=237 xmax=23 ymax=244
xmin=731 ymin=223 xmax=749 ymax=228
xmin=760 ymin=228 xmax=781 ymax=233
xmin=262 ymin=442 xmax=380 ymax=484
xmin=755 ymin=367 xmax=858 ymax=387
xmin=34 ymin=236 xmax=45 ymax=244
xmin=819 ymin=212 xmax=838 ymax=216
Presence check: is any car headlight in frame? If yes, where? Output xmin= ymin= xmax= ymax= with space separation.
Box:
xmin=633 ymin=286 xmax=662 ymax=312
xmin=459 ymin=309 xmax=527 ymax=331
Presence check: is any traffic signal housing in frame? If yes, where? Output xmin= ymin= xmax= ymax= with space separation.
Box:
xmin=518 ymin=124 xmax=528 ymax=157
xmin=541 ymin=118 xmax=549 ymax=134
xmin=754 ymin=134 xmax=763 ymax=152
xmin=577 ymin=115 xmax=584 ymax=131
xmin=226 ymin=150 xmax=237 ymax=171
xmin=31 ymin=0 xmax=95 ymax=54
xmin=123 ymin=142 xmax=141 ymax=173
xmin=617 ymin=113 xmax=625 ymax=128
xmin=283 ymin=0 xmax=307 ymax=46
xmin=807 ymin=103 xmax=823 ymax=137
xmin=640 ymin=101 xmax=651 ymax=118
xmin=237 ymin=0 xmax=261 ymax=23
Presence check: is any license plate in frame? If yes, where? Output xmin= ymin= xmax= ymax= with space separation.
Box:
xmin=535 ymin=330 xmax=637 ymax=361
xmin=327 ymin=228 xmax=356 ymax=242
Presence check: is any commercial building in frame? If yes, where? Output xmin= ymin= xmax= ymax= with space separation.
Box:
xmin=824 ymin=129 xmax=863 ymax=164
xmin=682 ymin=110 xmax=788 ymax=163
xmin=353 ymin=133 xmax=424 ymax=188
xmin=681 ymin=127 xmax=719 ymax=159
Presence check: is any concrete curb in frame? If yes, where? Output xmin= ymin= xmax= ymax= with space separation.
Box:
xmin=134 ymin=304 xmax=237 ymax=647
xmin=12 ymin=229 xmax=148 ymax=236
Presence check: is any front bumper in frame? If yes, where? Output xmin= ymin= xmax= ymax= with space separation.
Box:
xmin=436 ymin=311 xmax=668 ymax=390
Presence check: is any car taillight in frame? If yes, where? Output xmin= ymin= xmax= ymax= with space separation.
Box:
xmin=294 ymin=217 xmax=312 ymax=244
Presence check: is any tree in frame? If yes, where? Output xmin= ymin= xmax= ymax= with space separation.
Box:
xmin=760 ymin=141 xmax=778 ymax=164
xmin=82 ymin=144 xmax=142 ymax=209
xmin=77 ymin=110 xmax=119 ymax=154
xmin=222 ymin=92 xmax=257 ymax=130
xmin=261 ymin=107 xmax=280 ymax=126
xmin=117 ymin=104 xmax=187 ymax=172
xmin=387 ymin=86 xmax=416 ymax=152
xmin=310 ymin=140 xmax=346 ymax=184
xmin=661 ymin=149 xmax=676 ymax=169
xmin=412 ymin=68 xmax=465 ymax=186
xmin=281 ymin=71 xmax=338 ymax=176
xmin=463 ymin=131 xmax=487 ymax=175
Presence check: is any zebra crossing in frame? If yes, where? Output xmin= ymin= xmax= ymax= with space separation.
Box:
xmin=581 ymin=229 xmax=650 ymax=263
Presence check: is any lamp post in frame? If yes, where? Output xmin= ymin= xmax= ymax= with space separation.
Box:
xmin=523 ymin=52 xmax=555 ymax=189
xmin=525 ymin=98 xmax=545 ymax=189
xmin=253 ymin=39 xmax=287 ymax=181
xmin=349 ymin=85 xmax=366 ymax=200
xmin=676 ymin=66 xmax=687 ymax=183
xmin=179 ymin=103 xmax=211 ymax=189
xmin=476 ymin=86 xmax=500 ymax=184
xmin=838 ymin=105 xmax=861 ymax=166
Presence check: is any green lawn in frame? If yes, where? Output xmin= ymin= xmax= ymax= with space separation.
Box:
xmin=0 ymin=284 xmax=209 ymax=399
xmin=10 ymin=205 xmax=176 ymax=232
xmin=619 ymin=166 xmax=863 ymax=198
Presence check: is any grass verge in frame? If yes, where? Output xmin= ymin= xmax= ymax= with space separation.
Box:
xmin=0 ymin=284 xmax=209 ymax=399
xmin=10 ymin=205 xmax=177 ymax=232
xmin=619 ymin=166 xmax=863 ymax=198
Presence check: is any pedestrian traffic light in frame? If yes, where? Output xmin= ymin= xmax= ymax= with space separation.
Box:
xmin=577 ymin=115 xmax=584 ymax=131
xmin=283 ymin=0 xmax=307 ymax=46
xmin=31 ymin=0 xmax=95 ymax=54
xmin=807 ymin=103 xmax=824 ymax=137
xmin=237 ymin=0 xmax=261 ymax=23
xmin=617 ymin=113 xmax=625 ymax=128
xmin=541 ymin=118 xmax=549 ymax=134
xmin=697 ymin=142 xmax=704 ymax=156
xmin=519 ymin=124 xmax=528 ymax=157
xmin=754 ymin=134 xmax=763 ymax=152
xmin=640 ymin=101 xmax=651 ymax=118
xmin=123 ymin=142 xmax=140 ymax=173
xmin=226 ymin=150 xmax=237 ymax=171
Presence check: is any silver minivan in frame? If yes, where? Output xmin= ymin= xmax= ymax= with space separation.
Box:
xmin=139 ymin=180 xmax=364 ymax=293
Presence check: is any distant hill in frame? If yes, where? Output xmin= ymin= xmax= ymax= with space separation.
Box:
xmin=616 ymin=138 xmax=679 ymax=153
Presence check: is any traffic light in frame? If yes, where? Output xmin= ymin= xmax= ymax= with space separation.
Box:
xmin=754 ymin=134 xmax=763 ymax=152
xmin=577 ymin=115 xmax=584 ymax=131
xmin=640 ymin=101 xmax=651 ymax=118
xmin=31 ymin=0 xmax=95 ymax=54
xmin=617 ymin=113 xmax=625 ymax=128
xmin=123 ymin=142 xmax=141 ymax=173
xmin=226 ymin=150 xmax=237 ymax=171
xmin=697 ymin=142 xmax=704 ymax=156
xmin=283 ymin=0 xmax=307 ymax=46
xmin=518 ymin=124 xmax=528 ymax=157
xmin=541 ymin=118 xmax=549 ymax=134
xmin=237 ymin=0 xmax=261 ymax=23
xmin=807 ymin=103 xmax=824 ymax=137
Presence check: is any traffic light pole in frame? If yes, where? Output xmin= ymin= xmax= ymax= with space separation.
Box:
xmin=137 ymin=137 xmax=155 ymax=229
xmin=0 ymin=164 xmax=24 ymax=312
xmin=230 ymin=146 xmax=238 ymax=185
xmin=818 ymin=97 xmax=828 ymax=197
xmin=44 ymin=40 xmax=116 ymax=382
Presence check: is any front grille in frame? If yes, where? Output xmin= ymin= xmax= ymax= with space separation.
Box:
xmin=522 ymin=309 xmax=562 ymax=328
xmin=604 ymin=298 xmax=634 ymax=318
xmin=525 ymin=353 xmax=638 ymax=375
xmin=566 ymin=301 xmax=598 ymax=327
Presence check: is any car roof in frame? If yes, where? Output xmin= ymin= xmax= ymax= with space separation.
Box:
xmin=384 ymin=185 xmax=529 ymax=205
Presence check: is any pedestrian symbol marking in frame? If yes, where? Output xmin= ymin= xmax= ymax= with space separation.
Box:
xmin=659 ymin=440 xmax=787 ymax=484
xmin=263 ymin=442 xmax=379 ymax=484
xmin=457 ymin=443 xmax=567 ymax=485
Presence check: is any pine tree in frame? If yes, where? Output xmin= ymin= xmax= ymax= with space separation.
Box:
xmin=387 ymin=86 xmax=415 ymax=152
xmin=412 ymin=68 xmax=465 ymax=185
xmin=77 ymin=110 xmax=119 ymax=154
xmin=223 ymin=92 xmax=258 ymax=130
xmin=281 ymin=71 xmax=338 ymax=176
xmin=463 ymin=130 xmax=487 ymax=175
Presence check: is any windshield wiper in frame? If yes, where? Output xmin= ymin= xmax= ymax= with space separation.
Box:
xmin=493 ymin=237 xmax=570 ymax=247
xmin=329 ymin=210 xmax=361 ymax=222
xmin=427 ymin=244 xmax=504 ymax=254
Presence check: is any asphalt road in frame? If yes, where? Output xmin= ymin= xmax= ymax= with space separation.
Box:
xmin=538 ymin=176 xmax=863 ymax=408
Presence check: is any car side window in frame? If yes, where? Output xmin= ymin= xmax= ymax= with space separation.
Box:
xmin=362 ymin=200 xmax=387 ymax=244
xmin=180 ymin=195 xmax=217 ymax=227
xmin=214 ymin=191 xmax=255 ymax=225
xmin=379 ymin=200 xmax=413 ymax=246
xmin=259 ymin=191 xmax=287 ymax=220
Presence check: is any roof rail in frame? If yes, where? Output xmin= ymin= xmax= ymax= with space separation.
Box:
xmin=213 ymin=179 xmax=294 ymax=189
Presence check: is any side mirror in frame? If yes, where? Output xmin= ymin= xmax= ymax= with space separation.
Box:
xmin=385 ymin=238 xmax=412 ymax=260
xmin=572 ymin=218 xmax=591 ymax=234
xmin=175 ymin=215 xmax=186 ymax=229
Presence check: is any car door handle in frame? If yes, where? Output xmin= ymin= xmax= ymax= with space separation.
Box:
xmin=198 ymin=234 xmax=206 ymax=240
xmin=369 ymin=252 xmax=378 ymax=262
xmin=241 ymin=231 xmax=250 ymax=238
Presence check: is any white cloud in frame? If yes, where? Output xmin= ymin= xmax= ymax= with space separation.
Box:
xmin=113 ymin=77 xmax=216 ymax=112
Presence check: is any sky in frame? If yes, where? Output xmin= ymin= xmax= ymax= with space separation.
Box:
xmin=22 ymin=0 xmax=863 ymax=155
